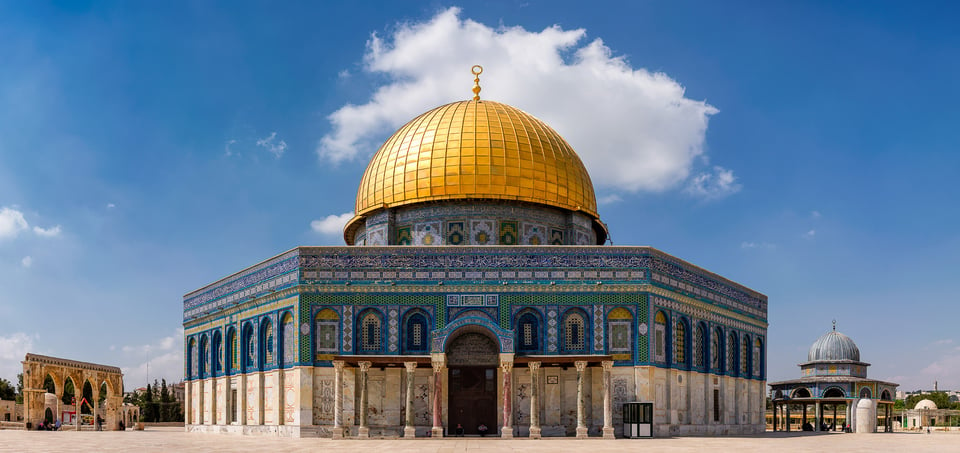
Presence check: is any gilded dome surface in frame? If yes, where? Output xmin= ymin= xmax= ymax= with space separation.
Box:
xmin=350 ymin=100 xmax=598 ymax=221
xmin=807 ymin=329 xmax=861 ymax=362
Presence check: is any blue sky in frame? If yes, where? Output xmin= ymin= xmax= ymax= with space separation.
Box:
xmin=1 ymin=1 xmax=959 ymax=393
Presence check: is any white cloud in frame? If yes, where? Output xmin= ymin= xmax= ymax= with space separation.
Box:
xmin=118 ymin=329 xmax=184 ymax=387
xmin=224 ymin=139 xmax=238 ymax=157
xmin=318 ymin=7 xmax=725 ymax=197
xmin=256 ymin=132 xmax=287 ymax=158
xmin=598 ymin=194 xmax=622 ymax=205
xmin=741 ymin=241 xmax=776 ymax=250
xmin=684 ymin=166 xmax=741 ymax=200
xmin=311 ymin=212 xmax=354 ymax=235
xmin=0 ymin=332 xmax=36 ymax=383
xmin=811 ymin=210 xmax=821 ymax=219
xmin=20 ymin=255 xmax=32 ymax=268
xmin=32 ymin=224 xmax=61 ymax=237
xmin=803 ymin=229 xmax=816 ymax=239
xmin=106 ymin=203 xmax=116 ymax=209
xmin=0 ymin=206 xmax=28 ymax=240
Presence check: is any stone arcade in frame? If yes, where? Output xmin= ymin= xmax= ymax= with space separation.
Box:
xmin=183 ymin=68 xmax=768 ymax=438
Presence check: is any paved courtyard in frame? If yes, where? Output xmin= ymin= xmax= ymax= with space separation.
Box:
xmin=0 ymin=427 xmax=957 ymax=452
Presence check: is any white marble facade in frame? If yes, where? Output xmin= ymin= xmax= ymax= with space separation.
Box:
xmin=185 ymin=363 xmax=764 ymax=437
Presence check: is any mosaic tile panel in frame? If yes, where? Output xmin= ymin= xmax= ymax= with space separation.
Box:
xmin=342 ymin=306 xmax=353 ymax=352
xmin=396 ymin=226 xmax=412 ymax=245
xmin=388 ymin=307 xmax=399 ymax=353
xmin=593 ymin=305 xmax=605 ymax=352
xmin=446 ymin=221 xmax=465 ymax=245
xmin=499 ymin=221 xmax=518 ymax=245
xmin=550 ymin=228 xmax=564 ymax=245
xmin=470 ymin=220 xmax=496 ymax=245
xmin=546 ymin=308 xmax=558 ymax=352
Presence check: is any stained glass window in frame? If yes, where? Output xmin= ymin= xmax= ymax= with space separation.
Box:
xmin=227 ymin=329 xmax=237 ymax=372
xmin=694 ymin=324 xmax=705 ymax=368
xmin=360 ymin=311 xmax=381 ymax=352
xmin=199 ymin=336 xmax=208 ymax=378
xmin=518 ymin=312 xmax=539 ymax=352
xmin=711 ymin=328 xmax=721 ymax=371
xmin=727 ymin=333 xmax=737 ymax=375
xmin=213 ymin=332 xmax=222 ymax=373
xmin=263 ymin=320 xmax=275 ymax=366
xmin=675 ymin=321 xmax=686 ymax=364
xmin=405 ymin=312 xmax=428 ymax=353
xmin=563 ymin=311 xmax=585 ymax=353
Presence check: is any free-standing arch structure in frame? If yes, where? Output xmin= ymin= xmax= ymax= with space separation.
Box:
xmin=21 ymin=353 xmax=124 ymax=430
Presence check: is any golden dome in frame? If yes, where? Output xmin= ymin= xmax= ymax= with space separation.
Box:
xmin=346 ymin=99 xmax=599 ymax=237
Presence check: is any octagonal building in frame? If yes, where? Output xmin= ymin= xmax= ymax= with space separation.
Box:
xmin=182 ymin=71 xmax=768 ymax=438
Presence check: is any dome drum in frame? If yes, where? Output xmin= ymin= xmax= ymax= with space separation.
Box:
xmin=347 ymin=199 xmax=601 ymax=246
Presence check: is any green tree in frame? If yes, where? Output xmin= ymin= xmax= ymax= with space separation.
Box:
xmin=159 ymin=379 xmax=171 ymax=422
xmin=906 ymin=392 xmax=955 ymax=410
xmin=0 ymin=377 xmax=16 ymax=400
xmin=143 ymin=384 xmax=155 ymax=422
xmin=16 ymin=373 xmax=23 ymax=404
xmin=893 ymin=399 xmax=905 ymax=410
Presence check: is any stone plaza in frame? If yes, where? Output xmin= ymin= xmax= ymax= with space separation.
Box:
xmin=1 ymin=427 xmax=957 ymax=453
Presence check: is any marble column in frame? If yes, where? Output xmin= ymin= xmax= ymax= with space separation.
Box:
xmin=357 ymin=361 xmax=371 ymax=438
xmin=575 ymin=361 xmax=588 ymax=438
xmin=785 ymin=404 xmax=791 ymax=432
xmin=815 ymin=401 xmax=822 ymax=431
xmin=601 ymin=360 xmax=614 ymax=439
xmin=500 ymin=360 xmax=513 ymax=438
xmin=528 ymin=362 xmax=541 ymax=439
xmin=404 ymin=362 xmax=417 ymax=438
xmin=431 ymin=360 xmax=445 ymax=438
xmin=332 ymin=360 xmax=345 ymax=439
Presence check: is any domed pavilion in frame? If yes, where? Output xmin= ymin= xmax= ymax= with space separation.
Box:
xmin=182 ymin=67 xmax=768 ymax=438
xmin=769 ymin=322 xmax=897 ymax=433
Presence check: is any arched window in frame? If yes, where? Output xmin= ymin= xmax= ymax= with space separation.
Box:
xmin=517 ymin=312 xmax=540 ymax=353
xmin=727 ymin=332 xmax=738 ymax=376
xmin=212 ymin=331 xmax=223 ymax=375
xmin=562 ymin=310 xmax=587 ymax=353
xmin=226 ymin=328 xmax=237 ymax=374
xmin=404 ymin=311 xmax=430 ymax=353
xmin=675 ymin=319 xmax=687 ymax=366
xmin=199 ymin=335 xmax=209 ymax=379
xmin=859 ymin=387 xmax=872 ymax=399
xmin=281 ymin=312 xmax=296 ymax=366
xmin=694 ymin=323 xmax=705 ymax=368
xmin=261 ymin=318 xmax=275 ymax=368
xmin=243 ymin=323 xmax=256 ymax=371
xmin=654 ymin=311 xmax=668 ymax=363
xmin=711 ymin=327 xmax=722 ymax=371
xmin=315 ymin=309 xmax=340 ymax=357
xmin=741 ymin=335 xmax=750 ymax=376
xmin=188 ymin=338 xmax=197 ymax=379
xmin=607 ymin=307 xmax=632 ymax=357
xmin=359 ymin=310 xmax=382 ymax=353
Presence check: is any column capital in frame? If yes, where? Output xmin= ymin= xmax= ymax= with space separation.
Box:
xmin=403 ymin=361 xmax=418 ymax=373
xmin=333 ymin=360 xmax=345 ymax=371
xmin=574 ymin=360 xmax=588 ymax=372
xmin=601 ymin=360 xmax=614 ymax=372
xmin=500 ymin=361 xmax=513 ymax=373
xmin=528 ymin=361 xmax=541 ymax=372
xmin=358 ymin=361 xmax=372 ymax=372
xmin=432 ymin=361 xmax=445 ymax=373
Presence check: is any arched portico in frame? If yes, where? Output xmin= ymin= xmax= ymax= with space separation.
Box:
xmin=21 ymin=354 xmax=123 ymax=430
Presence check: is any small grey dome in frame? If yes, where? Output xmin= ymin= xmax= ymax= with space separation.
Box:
xmin=807 ymin=328 xmax=860 ymax=362
xmin=915 ymin=399 xmax=937 ymax=410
